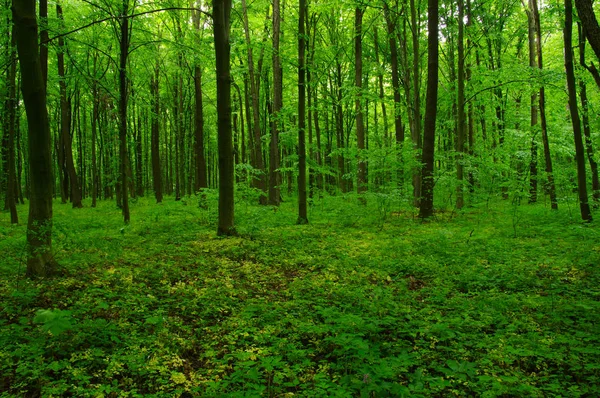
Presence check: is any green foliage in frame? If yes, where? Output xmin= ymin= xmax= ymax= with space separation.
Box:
xmin=1 ymin=196 xmax=600 ymax=396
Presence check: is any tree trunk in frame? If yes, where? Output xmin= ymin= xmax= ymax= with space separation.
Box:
xmin=530 ymin=0 xmax=557 ymax=209
xmin=419 ymin=0 xmax=439 ymax=219
xmin=410 ymin=0 xmax=422 ymax=206
xmin=527 ymin=0 xmax=538 ymax=204
xmin=151 ymin=63 xmax=163 ymax=203
xmin=12 ymin=0 xmax=56 ymax=276
xmin=269 ymin=0 xmax=282 ymax=206
xmin=5 ymin=26 xmax=18 ymax=224
xmin=355 ymin=7 xmax=367 ymax=203
xmin=456 ymin=0 xmax=466 ymax=209
xmin=564 ymin=0 xmax=592 ymax=221
xmin=213 ymin=0 xmax=236 ymax=235
xmin=578 ymin=24 xmax=600 ymax=204
xmin=297 ymin=0 xmax=308 ymax=224
xmin=384 ymin=2 xmax=405 ymax=190
xmin=57 ymin=3 xmax=82 ymax=208
xmin=193 ymin=7 xmax=207 ymax=193
xmin=241 ymin=0 xmax=267 ymax=204
xmin=574 ymin=0 xmax=600 ymax=61
xmin=119 ymin=1 xmax=130 ymax=223
xmin=39 ymin=0 xmax=48 ymax=87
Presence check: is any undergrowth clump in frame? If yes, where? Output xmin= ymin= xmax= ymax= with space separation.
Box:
xmin=1 ymin=194 xmax=599 ymax=397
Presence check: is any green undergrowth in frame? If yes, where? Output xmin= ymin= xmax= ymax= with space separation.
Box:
xmin=1 ymin=193 xmax=599 ymax=397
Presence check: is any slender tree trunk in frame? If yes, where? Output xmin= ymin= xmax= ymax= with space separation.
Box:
xmin=214 ymin=0 xmax=236 ymax=235
xmin=270 ymin=0 xmax=282 ymax=205
xmin=456 ymin=0 xmax=466 ymax=209
xmin=91 ymin=83 xmax=99 ymax=207
xmin=564 ymin=0 xmax=592 ymax=221
xmin=13 ymin=0 xmax=56 ymax=276
xmin=57 ymin=3 xmax=82 ymax=208
xmin=410 ymin=0 xmax=422 ymax=206
xmin=419 ymin=0 xmax=439 ymax=219
xmin=384 ymin=2 xmax=405 ymax=190
xmin=241 ymin=0 xmax=267 ymax=204
xmin=193 ymin=8 xmax=207 ymax=193
xmin=355 ymin=7 xmax=367 ymax=203
xmin=527 ymin=0 xmax=538 ymax=203
xmin=119 ymin=1 xmax=130 ymax=223
xmin=6 ymin=26 xmax=18 ymax=224
xmin=150 ymin=63 xmax=163 ymax=203
xmin=529 ymin=0 xmax=557 ymax=209
xmin=297 ymin=0 xmax=308 ymax=224
xmin=578 ymin=24 xmax=600 ymax=204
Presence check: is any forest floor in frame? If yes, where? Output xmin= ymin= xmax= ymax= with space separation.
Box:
xmin=1 ymin=193 xmax=599 ymax=397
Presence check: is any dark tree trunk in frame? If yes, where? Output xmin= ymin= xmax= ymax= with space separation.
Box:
xmin=57 ymin=3 xmax=82 ymax=208
xmin=527 ymin=0 xmax=538 ymax=204
xmin=384 ymin=2 xmax=405 ymax=189
xmin=355 ymin=7 xmax=367 ymax=204
xmin=193 ymin=8 xmax=207 ymax=192
xmin=269 ymin=0 xmax=282 ymax=206
xmin=213 ymin=0 xmax=236 ymax=235
xmin=241 ymin=0 xmax=267 ymax=204
xmin=297 ymin=0 xmax=308 ymax=224
xmin=575 ymin=0 xmax=600 ymax=61
xmin=565 ymin=0 xmax=592 ymax=221
xmin=419 ymin=0 xmax=439 ymax=219
xmin=91 ymin=83 xmax=99 ymax=207
xmin=530 ymin=0 xmax=557 ymax=209
xmin=410 ymin=0 xmax=422 ymax=206
xmin=39 ymin=0 xmax=48 ymax=87
xmin=456 ymin=0 xmax=466 ymax=209
xmin=119 ymin=1 xmax=130 ymax=223
xmin=578 ymin=24 xmax=600 ymax=204
xmin=6 ymin=26 xmax=18 ymax=224
xmin=12 ymin=0 xmax=56 ymax=276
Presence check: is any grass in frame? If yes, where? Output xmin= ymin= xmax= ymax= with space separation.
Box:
xmin=1 ymin=191 xmax=599 ymax=397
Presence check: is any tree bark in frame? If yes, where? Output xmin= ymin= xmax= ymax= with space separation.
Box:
xmin=565 ymin=0 xmax=592 ymax=221
xmin=410 ymin=0 xmax=422 ymax=206
xmin=527 ymin=0 xmax=538 ymax=204
xmin=355 ymin=7 xmax=367 ymax=203
xmin=578 ymin=24 xmax=600 ymax=204
xmin=12 ymin=0 xmax=56 ymax=276
xmin=575 ymin=0 xmax=600 ymax=61
xmin=213 ymin=0 xmax=236 ymax=235
xmin=269 ymin=0 xmax=282 ymax=206
xmin=297 ymin=0 xmax=308 ymax=224
xmin=193 ymin=6 xmax=208 ymax=193
xmin=57 ymin=3 xmax=82 ymax=208
xmin=119 ymin=0 xmax=130 ymax=223
xmin=456 ymin=0 xmax=466 ymax=209
xmin=419 ymin=0 xmax=439 ymax=219
xmin=384 ymin=2 xmax=405 ymax=190
xmin=241 ymin=0 xmax=267 ymax=204
xmin=150 ymin=62 xmax=163 ymax=203
xmin=5 ymin=26 xmax=18 ymax=224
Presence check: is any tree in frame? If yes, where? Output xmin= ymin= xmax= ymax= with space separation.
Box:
xmin=297 ymin=0 xmax=308 ymax=224
xmin=456 ymin=0 xmax=466 ymax=209
xmin=419 ymin=0 xmax=439 ymax=219
xmin=193 ymin=4 xmax=208 ymax=193
xmin=269 ymin=0 xmax=282 ymax=206
xmin=12 ymin=0 xmax=56 ymax=276
xmin=57 ymin=2 xmax=83 ymax=209
xmin=5 ymin=25 xmax=18 ymax=224
xmin=213 ymin=0 xmax=236 ymax=235
xmin=119 ymin=0 xmax=131 ymax=223
xmin=355 ymin=6 xmax=367 ymax=203
xmin=574 ymin=0 xmax=600 ymax=61
xmin=564 ymin=0 xmax=592 ymax=222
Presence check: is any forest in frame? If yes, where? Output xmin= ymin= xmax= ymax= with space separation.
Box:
xmin=1 ymin=0 xmax=600 ymax=395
